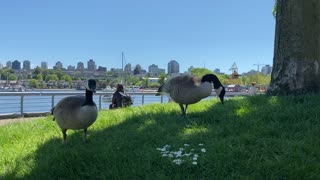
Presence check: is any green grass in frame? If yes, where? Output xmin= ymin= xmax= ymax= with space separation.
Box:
xmin=1 ymin=95 xmax=320 ymax=179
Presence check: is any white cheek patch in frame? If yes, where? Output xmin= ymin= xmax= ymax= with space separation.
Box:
xmin=84 ymin=82 xmax=89 ymax=90
xmin=214 ymin=86 xmax=223 ymax=96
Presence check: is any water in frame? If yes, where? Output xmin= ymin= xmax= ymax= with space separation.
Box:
xmin=0 ymin=90 xmax=170 ymax=115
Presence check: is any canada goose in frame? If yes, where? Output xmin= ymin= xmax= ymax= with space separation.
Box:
xmin=156 ymin=74 xmax=225 ymax=116
xmin=52 ymin=79 xmax=98 ymax=144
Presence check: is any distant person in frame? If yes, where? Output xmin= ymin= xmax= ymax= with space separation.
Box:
xmin=248 ymin=82 xmax=257 ymax=96
xmin=109 ymin=84 xmax=124 ymax=109
xmin=109 ymin=84 xmax=133 ymax=109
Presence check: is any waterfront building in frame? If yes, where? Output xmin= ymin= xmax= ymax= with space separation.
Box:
xmin=54 ymin=61 xmax=63 ymax=69
xmin=87 ymin=59 xmax=96 ymax=71
xmin=12 ymin=60 xmax=21 ymax=70
xmin=23 ymin=60 xmax=31 ymax=71
xmin=67 ymin=65 xmax=76 ymax=71
xmin=41 ymin=61 xmax=48 ymax=70
xmin=6 ymin=61 xmax=12 ymax=69
xmin=77 ymin=62 xmax=85 ymax=71
xmin=148 ymin=64 xmax=165 ymax=77
xmin=167 ymin=60 xmax=179 ymax=75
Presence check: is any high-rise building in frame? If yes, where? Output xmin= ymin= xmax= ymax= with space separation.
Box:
xmin=77 ymin=62 xmax=85 ymax=71
xmin=41 ymin=61 xmax=48 ymax=70
xmin=6 ymin=61 xmax=12 ymax=69
xmin=23 ymin=60 xmax=31 ymax=71
xmin=167 ymin=60 xmax=179 ymax=75
xmin=148 ymin=64 xmax=165 ymax=77
xmin=261 ymin=65 xmax=272 ymax=76
xmin=87 ymin=59 xmax=96 ymax=71
xmin=12 ymin=60 xmax=21 ymax=70
xmin=54 ymin=61 xmax=63 ymax=69
xmin=67 ymin=65 xmax=76 ymax=71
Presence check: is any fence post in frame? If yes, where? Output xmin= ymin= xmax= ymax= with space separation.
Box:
xmin=142 ymin=95 xmax=144 ymax=105
xmin=160 ymin=95 xmax=163 ymax=103
xmin=20 ymin=95 xmax=24 ymax=117
xmin=51 ymin=95 xmax=55 ymax=109
xmin=99 ymin=95 xmax=102 ymax=110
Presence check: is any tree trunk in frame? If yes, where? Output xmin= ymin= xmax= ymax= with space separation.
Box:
xmin=268 ymin=0 xmax=320 ymax=95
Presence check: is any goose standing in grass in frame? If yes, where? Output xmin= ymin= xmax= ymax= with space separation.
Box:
xmin=156 ymin=74 xmax=225 ymax=116
xmin=52 ymin=79 xmax=98 ymax=144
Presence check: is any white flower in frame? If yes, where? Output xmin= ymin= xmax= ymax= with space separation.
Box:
xmin=194 ymin=154 xmax=199 ymax=158
xmin=179 ymin=148 xmax=184 ymax=151
xmin=162 ymin=154 xmax=168 ymax=157
xmin=193 ymin=157 xmax=198 ymax=161
xmin=199 ymin=143 xmax=204 ymax=146
xmin=201 ymin=148 xmax=206 ymax=153
xmin=191 ymin=149 xmax=195 ymax=151
xmin=173 ymin=159 xmax=183 ymax=165
xmin=183 ymin=153 xmax=191 ymax=156
xmin=168 ymin=154 xmax=174 ymax=158
xmin=192 ymin=161 xmax=198 ymax=165
xmin=184 ymin=144 xmax=189 ymax=147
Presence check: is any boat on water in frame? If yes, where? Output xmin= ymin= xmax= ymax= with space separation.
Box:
xmin=0 ymin=85 xmax=28 ymax=92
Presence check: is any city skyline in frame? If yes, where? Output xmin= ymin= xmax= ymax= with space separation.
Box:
xmin=1 ymin=58 xmax=272 ymax=76
xmin=0 ymin=0 xmax=275 ymax=74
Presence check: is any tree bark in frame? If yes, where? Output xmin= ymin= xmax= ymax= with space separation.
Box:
xmin=268 ymin=0 xmax=320 ymax=95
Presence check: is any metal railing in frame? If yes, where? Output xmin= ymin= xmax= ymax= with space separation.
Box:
xmin=0 ymin=91 xmax=249 ymax=118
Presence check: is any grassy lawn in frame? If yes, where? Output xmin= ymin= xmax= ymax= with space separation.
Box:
xmin=1 ymin=95 xmax=320 ymax=179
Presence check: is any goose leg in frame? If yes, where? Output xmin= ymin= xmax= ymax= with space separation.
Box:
xmin=179 ymin=103 xmax=185 ymax=116
xmin=184 ymin=104 xmax=188 ymax=115
xmin=84 ymin=128 xmax=88 ymax=142
xmin=62 ymin=129 xmax=67 ymax=144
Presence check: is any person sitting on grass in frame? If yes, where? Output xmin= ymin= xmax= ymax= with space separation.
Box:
xmin=109 ymin=84 xmax=133 ymax=109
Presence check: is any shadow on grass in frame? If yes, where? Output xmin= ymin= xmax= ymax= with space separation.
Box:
xmin=3 ymin=95 xmax=320 ymax=179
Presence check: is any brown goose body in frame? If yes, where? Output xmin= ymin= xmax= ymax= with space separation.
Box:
xmin=53 ymin=96 xmax=98 ymax=130
xmin=157 ymin=75 xmax=212 ymax=116
xmin=162 ymin=76 xmax=212 ymax=105
xmin=52 ymin=79 xmax=98 ymax=144
xmin=157 ymin=74 xmax=225 ymax=116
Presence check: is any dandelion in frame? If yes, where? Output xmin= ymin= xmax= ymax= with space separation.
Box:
xmin=192 ymin=161 xmax=198 ymax=165
xmin=201 ymin=148 xmax=206 ymax=153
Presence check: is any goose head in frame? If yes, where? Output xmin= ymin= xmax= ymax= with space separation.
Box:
xmin=201 ymin=74 xmax=225 ymax=104
xmin=85 ymin=79 xmax=97 ymax=93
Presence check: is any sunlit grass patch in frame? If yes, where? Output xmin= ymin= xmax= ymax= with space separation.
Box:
xmin=1 ymin=95 xmax=320 ymax=179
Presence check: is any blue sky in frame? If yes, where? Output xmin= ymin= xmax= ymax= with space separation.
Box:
xmin=0 ymin=0 xmax=275 ymax=74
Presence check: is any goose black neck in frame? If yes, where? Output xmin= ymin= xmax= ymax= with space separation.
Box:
xmin=201 ymin=74 xmax=223 ymax=89
xmin=84 ymin=89 xmax=95 ymax=105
